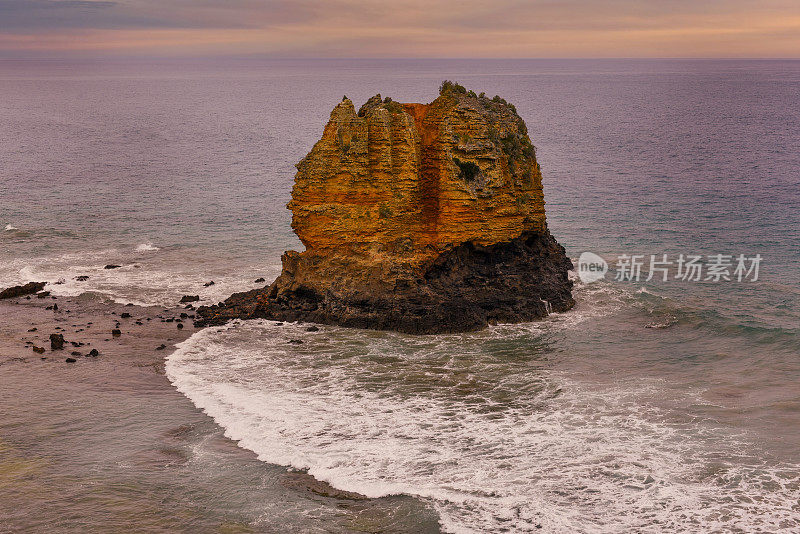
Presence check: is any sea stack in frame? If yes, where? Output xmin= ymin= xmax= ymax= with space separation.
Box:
xmin=197 ymin=82 xmax=574 ymax=333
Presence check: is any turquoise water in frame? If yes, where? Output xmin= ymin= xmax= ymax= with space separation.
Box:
xmin=2 ymin=59 xmax=800 ymax=532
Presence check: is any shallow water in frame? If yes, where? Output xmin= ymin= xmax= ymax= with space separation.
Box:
xmin=2 ymin=58 xmax=800 ymax=532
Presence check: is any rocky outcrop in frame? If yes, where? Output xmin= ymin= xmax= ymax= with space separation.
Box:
xmin=0 ymin=281 xmax=46 ymax=300
xmin=198 ymin=82 xmax=574 ymax=334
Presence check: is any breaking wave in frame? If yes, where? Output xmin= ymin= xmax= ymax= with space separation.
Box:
xmin=166 ymin=317 xmax=800 ymax=533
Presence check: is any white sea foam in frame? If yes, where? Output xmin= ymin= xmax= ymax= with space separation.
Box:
xmin=1 ymin=247 xmax=281 ymax=307
xmin=135 ymin=243 xmax=160 ymax=252
xmin=166 ymin=321 xmax=800 ymax=533
xmin=4 ymin=223 xmax=18 ymax=231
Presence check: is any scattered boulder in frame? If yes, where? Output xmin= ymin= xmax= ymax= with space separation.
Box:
xmin=288 ymin=339 xmax=304 ymax=344
xmin=204 ymin=281 xmax=215 ymax=287
xmin=75 ymin=275 xmax=89 ymax=281
xmin=88 ymin=349 xmax=99 ymax=357
xmin=50 ymin=334 xmax=65 ymax=350
xmin=180 ymin=295 xmax=200 ymax=303
xmin=120 ymin=312 xmax=131 ymax=318
xmin=104 ymin=264 xmax=121 ymax=270
xmin=177 ymin=323 xmax=184 ymax=329
xmin=0 ymin=281 xmax=46 ymax=300
xmin=71 ymin=351 xmax=82 ymax=357
xmin=156 ymin=344 xmax=167 ymax=351
xmin=27 ymin=327 xmax=37 ymax=332
xmin=254 ymin=277 xmax=266 ymax=283
xmin=32 ymin=346 xmax=45 ymax=354
xmin=306 ymin=326 xmax=319 ymax=332
xmin=37 ymin=291 xmax=51 ymax=299
xmin=65 ymin=358 xmax=77 ymax=363
xmin=111 ymin=329 xmax=122 ymax=337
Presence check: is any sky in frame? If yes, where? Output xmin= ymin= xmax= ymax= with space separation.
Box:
xmin=1 ymin=0 xmax=799 ymax=58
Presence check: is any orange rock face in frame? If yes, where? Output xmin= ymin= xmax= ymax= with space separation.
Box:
xmin=289 ymin=87 xmax=546 ymax=269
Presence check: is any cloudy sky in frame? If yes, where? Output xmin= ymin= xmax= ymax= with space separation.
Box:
xmin=1 ymin=0 xmax=798 ymax=58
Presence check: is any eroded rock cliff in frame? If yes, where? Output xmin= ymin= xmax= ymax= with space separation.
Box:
xmin=197 ymin=82 xmax=574 ymax=333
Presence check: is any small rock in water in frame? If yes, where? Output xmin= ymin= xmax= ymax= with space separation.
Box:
xmin=125 ymin=303 xmax=134 ymax=307
xmin=177 ymin=323 xmax=184 ymax=329
xmin=135 ymin=320 xmax=143 ymax=325
xmin=120 ymin=312 xmax=131 ymax=318
xmin=275 ymin=322 xmax=283 ymax=326
xmin=179 ymin=313 xmax=188 ymax=319
xmin=254 ymin=277 xmax=266 ymax=283
xmin=50 ymin=334 xmax=65 ymax=350
xmin=27 ymin=327 xmax=37 ymax=332
xmin=203 ymin=281 xmax=215 ymax=287
xmin=32 ymin=346 xmax=45 ymax=354
xmin=52 ymin=304 xmax=58 ymax=311
xmin=75 ymin=275 xmax=89 ymax=281
xmin=37 ymin=292 xmax=50 ymax=299
xmin=65 ymin=357 xmax=77 ymax=363
xmin=156 ymin=344 xmax=166 ymax=351
xmin=71 ymin=351 xmax=82 ymax=357
xmin=180 ymin=295 xmax=200 ymax=303
xmin=111 ymin=329 xmax=122 ymax=337
xmin=88 ymin=349 xmax=99 ymax=357
xmin=166 ymin=318 xmax=174 ymax=323
xmin=305 ymin=326 xmax=319 ymax=332
xmin=104 ymin=264 xmax=121 ymax=270
xmin=288 ymin=339 xmax=304 ymax=344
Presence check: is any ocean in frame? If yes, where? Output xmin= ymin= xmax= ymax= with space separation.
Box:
xmin=2 ymin=59 xmax=799 ymax=532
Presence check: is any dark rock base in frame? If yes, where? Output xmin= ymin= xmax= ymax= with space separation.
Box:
xmin=196 ymin=231 xmax=574 ymax=334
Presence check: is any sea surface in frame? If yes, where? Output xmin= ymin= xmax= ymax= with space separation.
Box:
xmin=2 ymin=59 xmax=800 ymax=532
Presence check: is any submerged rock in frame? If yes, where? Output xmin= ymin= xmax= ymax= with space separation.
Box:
xmin=198 ymin=82 xmax=574 ymax=334
xmin=179 ymin=295 xmax=200 ymax=303
xmin=0 ymin=282 xmax=46 ymax=299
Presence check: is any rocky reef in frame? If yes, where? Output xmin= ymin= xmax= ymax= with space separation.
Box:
xmin=197 ymin=82 xmax=574 ymax=334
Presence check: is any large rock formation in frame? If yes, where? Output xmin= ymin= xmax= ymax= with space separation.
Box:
xmin=197 ymin=82 xmax=574 ymax=334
